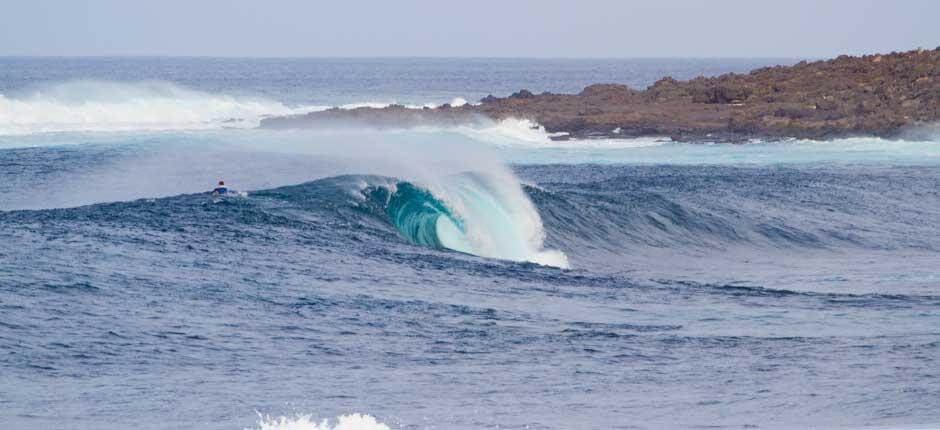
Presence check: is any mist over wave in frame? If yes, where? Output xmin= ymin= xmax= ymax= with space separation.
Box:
xmin=0 ymin=125 xmax=568 ymax=267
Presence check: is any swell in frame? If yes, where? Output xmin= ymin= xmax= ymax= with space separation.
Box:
xmin=523 ymin=165 xmax=940 ymax=255
xmin=4 ymin=165 xmax=939 ymax=274
xmin=4 ymin=169 xmax=940 ymax=300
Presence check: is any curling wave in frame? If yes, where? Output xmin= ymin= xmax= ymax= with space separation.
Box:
xmin=354 ymin=173 xmax=569 ymax=268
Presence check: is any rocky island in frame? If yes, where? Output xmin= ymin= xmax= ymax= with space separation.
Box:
xmin=261 ymin=48 xmax=940 ymax=142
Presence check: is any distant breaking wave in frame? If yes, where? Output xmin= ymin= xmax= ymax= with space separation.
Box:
xmin=0 ymin=80 xmax=330 ymax=134
xmin=0 ymin=78 xmax=655 ymax=146
xmin=0 ymin=80 xmax=477 ymax=136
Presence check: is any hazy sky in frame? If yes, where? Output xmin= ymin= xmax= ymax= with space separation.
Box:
xmin=2 ymin=0 xmax=938 ymax=58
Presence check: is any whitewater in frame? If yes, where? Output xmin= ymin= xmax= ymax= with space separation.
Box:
xmin=1 ymin=57 xmax=939 ymax=430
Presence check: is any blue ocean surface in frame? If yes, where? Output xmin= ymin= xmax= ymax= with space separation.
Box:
xmin=0 ymin=58 xmax=939 ymax=430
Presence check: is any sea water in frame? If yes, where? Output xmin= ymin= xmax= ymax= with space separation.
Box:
xmin=1 ymin=57 xmax=938 ymax=430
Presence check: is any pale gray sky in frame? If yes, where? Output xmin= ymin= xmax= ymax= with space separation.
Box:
xmin=1 ymin=0 xmax=937 ymax=57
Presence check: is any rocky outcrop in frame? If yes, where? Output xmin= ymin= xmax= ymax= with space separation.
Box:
xmin=261 ymin=48 xmax=940 ymax=142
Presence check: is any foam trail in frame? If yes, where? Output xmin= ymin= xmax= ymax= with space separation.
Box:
xmin=249 ymin=413 xmax=390 ymax=430
xmin=0 ymin=80 xmax=324 ymax=135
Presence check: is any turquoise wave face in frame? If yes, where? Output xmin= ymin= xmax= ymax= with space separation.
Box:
xmin=361 ymin=181 xmax=469 ymax=253
xmin=385 ymin=182 xmax=465 ymax=250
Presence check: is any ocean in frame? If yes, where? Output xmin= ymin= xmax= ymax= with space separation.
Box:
xmin=0 ymin=57 xmax=939 ymax=430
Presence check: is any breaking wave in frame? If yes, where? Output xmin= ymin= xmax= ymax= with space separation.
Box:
xmin=355 ymin=174 xmax=568 ymax=268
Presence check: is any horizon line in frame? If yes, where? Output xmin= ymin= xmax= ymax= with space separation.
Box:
xmin=0 ymin=54 xmax=817 ymax=61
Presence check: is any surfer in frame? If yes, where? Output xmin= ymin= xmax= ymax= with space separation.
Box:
xmin=212 ymin=180 xmax=228 ymax=195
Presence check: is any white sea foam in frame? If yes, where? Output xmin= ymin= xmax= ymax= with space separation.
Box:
xmin=452 ymin=117 xmax=669 ymax=148
xmin=249 ymin=413 xmax=390 ymax=430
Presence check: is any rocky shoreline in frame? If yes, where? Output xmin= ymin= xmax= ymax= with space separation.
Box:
xmin=261 ymin=48 xmax=940 ymax=143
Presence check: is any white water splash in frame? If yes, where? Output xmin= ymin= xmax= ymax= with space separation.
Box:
xmin=249 ymin=413 xmax=390 ymax=430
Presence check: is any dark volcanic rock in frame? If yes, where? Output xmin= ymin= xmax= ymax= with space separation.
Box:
xmin=510 ymin=89 xmax=536 ymax=99
xmin=261 ymin=49 xmax=940 ymax=142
